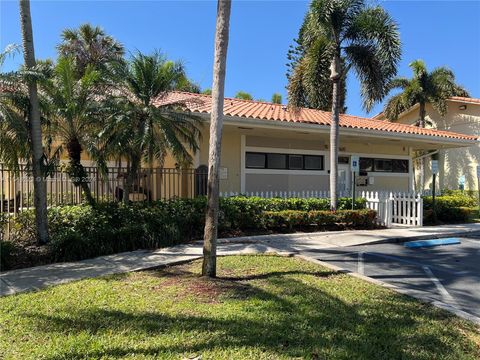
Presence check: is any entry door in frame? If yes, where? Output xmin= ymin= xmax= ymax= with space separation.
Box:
xmin=338 ymin=164 xmax=351 ymax=193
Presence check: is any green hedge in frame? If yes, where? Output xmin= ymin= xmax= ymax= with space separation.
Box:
xmin=2 ymin=196 xmax=370 ymax=269
xmin=423 ymin=193 xmax=477 ymax=224
xmin=264 ymin=209 xmax=377 ymax=231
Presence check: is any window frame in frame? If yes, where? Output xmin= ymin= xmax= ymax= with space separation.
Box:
xmin=359 ymin=157 xmax=409 ymax=174
xmin=245 ymin=152 xmax=324 ymax=171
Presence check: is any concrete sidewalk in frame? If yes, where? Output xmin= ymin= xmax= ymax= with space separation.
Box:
xmin=2 ymin=223 xmax=480 ymax=297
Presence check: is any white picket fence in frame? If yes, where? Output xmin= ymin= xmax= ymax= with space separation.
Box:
xmin=361 ymin=191 xmax=423 ymax=227
xmin=220 ymin=190 xmax=423 ymax=227
xmin=219 ymin=190 xmax=352 ymax=199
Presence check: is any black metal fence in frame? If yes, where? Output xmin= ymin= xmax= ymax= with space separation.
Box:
xmin=0 ymin=164 xmax=208 ymax=215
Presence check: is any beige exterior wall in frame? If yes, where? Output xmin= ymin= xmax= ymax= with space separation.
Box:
xmin=191 ymin=128 xmax=412 ymax=194
xmin=395 ymin=101 xmax=480 ymax=191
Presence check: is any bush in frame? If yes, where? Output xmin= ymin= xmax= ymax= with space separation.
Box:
xmin=423 ymin=194 xmax=477 ymax=224
xmin=4 ymin=196 xmax=370 ymax=267
xmin=264 ymin=209 xmax=377 ymax=231
xmin=0 ymin=240 xmax=15 ymax=271
xmin=423 ymin=194 xmax=476 ymax=210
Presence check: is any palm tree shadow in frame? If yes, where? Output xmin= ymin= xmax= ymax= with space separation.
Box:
xmin=21 ymin=268 xmax=471 ymax=360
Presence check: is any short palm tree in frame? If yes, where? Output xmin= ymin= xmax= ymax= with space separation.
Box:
xmin=107 ymin=51 xmax=201 ymax=202
xmin=288 ymin=0 xmax=401 ymax=210
xmin=57 ymin=23 xmax=124 ymax=76
xmin=0 ymin=45 xmax=31 ymax=171
xmin=383 ymin=59 xmax=469 ymax=191
xmin=41 ymin=56 xmax=104 ymax=205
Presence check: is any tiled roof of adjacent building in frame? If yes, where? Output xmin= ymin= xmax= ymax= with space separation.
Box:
xmin=449 ymin=96 xmax=480 ymax=105
xmin=153 ymin=91 xmax=478 ymax=141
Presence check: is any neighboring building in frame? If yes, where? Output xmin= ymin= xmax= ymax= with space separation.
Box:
xmin=373 ymin=97 xmax=480 ymax=191
xmin=154 ymin=92 xmax=477 ymax=195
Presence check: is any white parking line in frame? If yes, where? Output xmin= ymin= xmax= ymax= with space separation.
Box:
xmin=422 ymin=265 xmax=459 ymax=306
xmin=358 ymin=252 xmax=364 ymax=275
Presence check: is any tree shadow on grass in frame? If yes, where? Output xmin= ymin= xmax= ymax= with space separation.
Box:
xmin=22 ymin=267 xmax=477 ymax=360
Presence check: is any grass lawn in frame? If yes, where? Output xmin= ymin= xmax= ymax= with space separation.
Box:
xmin=1 ymin=256 xmax=479 ymax=359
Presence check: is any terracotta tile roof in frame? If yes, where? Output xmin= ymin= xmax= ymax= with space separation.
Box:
xmin=449 ymin=96 xmax=480 ymax=105
xmin=153 ymin=91 xmax=478 ymax=142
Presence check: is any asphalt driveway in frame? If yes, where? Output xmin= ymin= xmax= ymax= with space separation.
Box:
xmin=302 ymin=236 xmax=480 ymax=319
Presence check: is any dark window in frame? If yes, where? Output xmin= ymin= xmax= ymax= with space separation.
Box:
xmin=392 ymin=159 xmax=409 ymax=173
xmin=304 ymin=155 xmax=323 ymax=170
xmin=245 ymin=152 xmax=324 ymax=171
xmin=360 ymin=158 xmax=374 ymax=172
xmin=359 ymin=157 xmax=409 ymax=173
xmin=338 ymin=156 xmax=350 ymax=164
xmin=267 ymin=153 xmax=287 ymax=169
xmin=288 ymin=155 xmax=303 ymax=170
xmin=246 ymin=152 xmax=266 ymax=168
xmin=374 ymin=159 xmax=393 ymax=172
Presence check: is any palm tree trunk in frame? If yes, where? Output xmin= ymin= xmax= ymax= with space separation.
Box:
xmin=19 ymin=0 xmax=49 ymax=244
xmin=418 ymin=102 xmax=426 ymax=193
xmin=124 ymin=154 xmax=140 ymax=204
xmin=329 ymin=54 xmax=341 ymax=211
xmin=66 ymin=138 xmax=95 ymax=206
xmin=202 ymin=0 xmax=232 ymax=278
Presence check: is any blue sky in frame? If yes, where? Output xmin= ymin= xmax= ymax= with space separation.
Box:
xmin=1 ymin=0 xmax=479 ymax=117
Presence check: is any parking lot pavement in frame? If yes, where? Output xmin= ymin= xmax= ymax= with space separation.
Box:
xmin=302 ymin=237 xmax=480 ymax=319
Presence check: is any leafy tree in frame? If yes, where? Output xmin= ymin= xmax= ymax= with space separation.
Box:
xmin=288 ymin=0 xmax=401 ymax=210
xmin=18 ymin=0 xmax=49 ymax=244
xmin=107 ymin=51 xmax=201 ymax=202
xmin=383 ymin=60 xmax=469 ymax=190
xmin=203 ymin=0 xmax=232 ymax=278
xmin=234 ymin=91 xmax=253 ymax=100
xmin=202 ymin=88 xmax=212 ymax=95
xmin=57 ymin=23 xmax=124 ymax=76
xmin=271 ymin=93 xmax=282 ymax=104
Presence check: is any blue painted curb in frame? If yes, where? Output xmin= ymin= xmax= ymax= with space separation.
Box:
xmin=404 ymin=238 xmax=461 ymax=248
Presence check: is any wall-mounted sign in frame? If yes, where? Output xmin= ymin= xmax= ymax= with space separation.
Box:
xmin=351 ymin=155 xmax=359 ymax=173
xmin=431 ymin=160 xmax=439 ymax=175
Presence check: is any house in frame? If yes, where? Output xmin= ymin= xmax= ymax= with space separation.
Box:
xmin=373 ymin=97 xmax=480 ymax=191
xmin=153 ymin=92 xmax=478 ymax=196
xmin=1 ymin=91 xmax=478 ymax=206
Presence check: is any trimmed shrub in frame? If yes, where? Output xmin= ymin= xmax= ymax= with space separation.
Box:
xmin=423 ymin=194 xmax=476 ymax=210
xmin=264 ymin=209 xmax=377 ymax=231
xmin=423 ymin=194 xmax=477 ymax=224
xmin=3 ymin=196 xmax=370 ymax=268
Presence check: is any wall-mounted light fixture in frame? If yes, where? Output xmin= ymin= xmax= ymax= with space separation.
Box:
xmin=459 ymin=105 xmax=467 ymax=110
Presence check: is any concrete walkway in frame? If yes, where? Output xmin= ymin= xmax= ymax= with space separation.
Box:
xmin=2 ymin=223 xmax=480 ymax=297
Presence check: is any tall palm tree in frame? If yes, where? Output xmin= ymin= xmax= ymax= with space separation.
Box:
xmin=288 ymin=0 xmax=401 ymax=210
xmin=202 ymin=0 xmax=232 ymax=278
xmin=41 ymin=57 xmax=104 ymax=205
xmin=107 ymin=51 xmax=201 ymax=203
xmin=57 ymin=23 xmax=124 ymax=76
xmin=18 ymin=0 xmax=49 ymax=244
xmin=383 ymin=60 xmax=469 ymax=191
